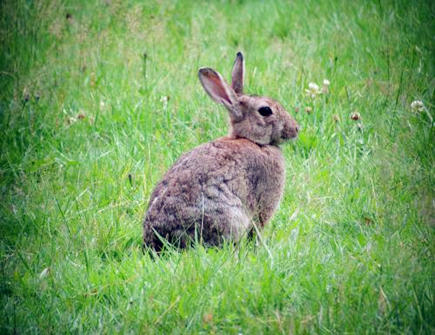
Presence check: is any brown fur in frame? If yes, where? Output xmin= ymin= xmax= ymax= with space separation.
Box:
xmin=143 ymin=52 xmax=298 ymax=251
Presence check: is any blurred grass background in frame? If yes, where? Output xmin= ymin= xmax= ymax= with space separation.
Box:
xmin=0 ymin=0 xmax=433 ymax=333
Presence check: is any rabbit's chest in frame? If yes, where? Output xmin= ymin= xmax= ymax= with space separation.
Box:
xmin=246 ymin=147 xmax=285 ymax=200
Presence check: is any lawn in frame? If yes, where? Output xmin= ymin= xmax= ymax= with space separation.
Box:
xmin=0 ymin=0 xmax=433 ymax=333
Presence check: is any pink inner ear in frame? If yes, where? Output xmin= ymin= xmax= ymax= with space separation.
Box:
xmin=205 ymin=72 xmax=232 ymax=105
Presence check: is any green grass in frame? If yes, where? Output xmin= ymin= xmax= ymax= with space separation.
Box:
xmin=1 ymin=0 xmax=434 ymax=333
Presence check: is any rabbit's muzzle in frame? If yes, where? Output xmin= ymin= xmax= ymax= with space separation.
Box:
xmin=281 ymin=119 xmax=299 ymax=140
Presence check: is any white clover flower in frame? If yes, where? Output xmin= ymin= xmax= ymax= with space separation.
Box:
xmin=305 ymin=82 xmax=321 ymax=98
xmin=410 ymin=100 xmax=425 ymax=112
xmin=309 ymin=82 xmax=320 ymax=91
xmin=322 ymin=79 xmax=330 ymax=94
xmin=160 ymin=95 xmax=169 ymax=109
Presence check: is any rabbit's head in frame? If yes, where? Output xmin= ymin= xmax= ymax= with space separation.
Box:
xmin=199 ymin=52 xmax=299 ymax=146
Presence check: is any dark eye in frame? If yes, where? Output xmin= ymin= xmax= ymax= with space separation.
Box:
xmin=258 ymin=106 xmax=273 ymax=117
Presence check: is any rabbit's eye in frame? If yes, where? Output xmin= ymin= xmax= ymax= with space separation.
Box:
xmin=258 ymin=106 xmax=273 ymax=117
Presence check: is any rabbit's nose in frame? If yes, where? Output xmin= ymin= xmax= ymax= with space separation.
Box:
xmin=290 ymin=121 xmax=299 ymax=136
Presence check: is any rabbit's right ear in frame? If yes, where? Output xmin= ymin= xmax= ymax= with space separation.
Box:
xmin=231 ymin=52 xmax=244 ymax=94
xmin=198 ymin=68 xmax=242 ymax=120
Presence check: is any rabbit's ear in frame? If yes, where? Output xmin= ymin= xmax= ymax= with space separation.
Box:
xmin=198 ymin=67 xmax=242 ymax=119
xmin=231 ymin=52 xmax=244 ymax=94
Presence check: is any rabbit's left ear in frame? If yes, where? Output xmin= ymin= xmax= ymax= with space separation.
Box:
xmin=198 ymin=67 xmax=242 ymax=120
xmin=231 ymin=52 xmax=244 ymax=94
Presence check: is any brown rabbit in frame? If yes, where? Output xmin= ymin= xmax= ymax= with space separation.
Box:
xmin=143 ymin=52 xmax=299 ymax=251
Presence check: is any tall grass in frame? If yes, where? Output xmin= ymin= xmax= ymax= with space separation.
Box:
xmin=1 ymin=0 xmax=433 ymax=333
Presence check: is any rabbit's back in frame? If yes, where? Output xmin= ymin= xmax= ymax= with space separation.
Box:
xmin=143 ymin=137 xmax=285 ymax=250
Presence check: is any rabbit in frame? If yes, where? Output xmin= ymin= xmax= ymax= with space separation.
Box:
xmin=143 ymin=52 xmax=299 ymax=251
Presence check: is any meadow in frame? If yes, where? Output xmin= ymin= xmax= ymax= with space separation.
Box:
xmin=0 ymin=0 xmax=433 ymax=333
